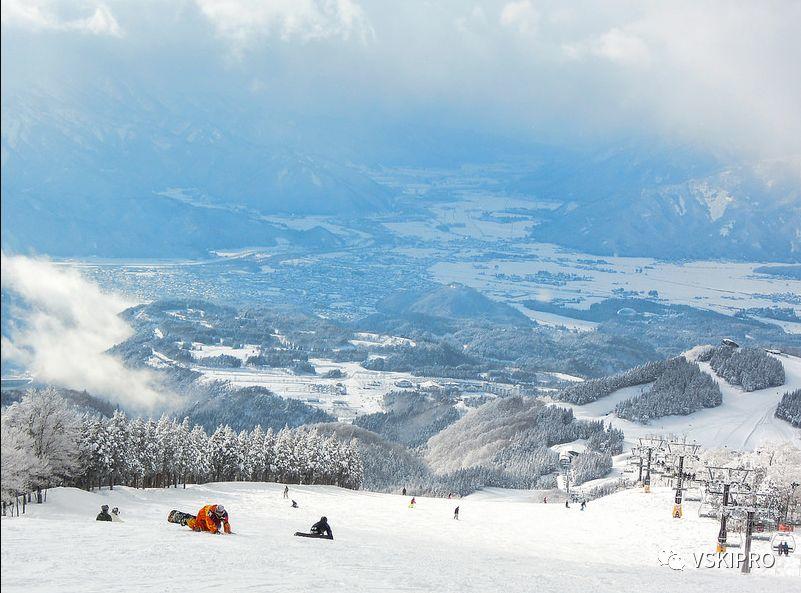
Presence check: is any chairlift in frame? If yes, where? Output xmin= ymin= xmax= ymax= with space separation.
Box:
xmin=698 ymin=503 xmax=717 ymax=519
xmin=725 ymin=531 xmax=742 ymax=549
xmin=771 ymin=532 xmax=796 ymax=554
xmin=684 ymin=487 xmax=702 ymax=502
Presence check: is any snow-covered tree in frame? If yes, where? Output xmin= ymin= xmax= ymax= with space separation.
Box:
xmin=3 ymin=388 xmax=83 ymax=501
xmin=1 ymin=415 xmax=45 ymax=503
xmin=571 ymin=450 xmax=613 ymax=486
xmin=615 ymin=358 xmax=721 ymax=423
xmin=776 ymin=389 xmax=801 ymax=427
xmin=3 ymin=387 xmax=364 ymax=504
xmin=709 ymin=346 xmax=785 ymax=391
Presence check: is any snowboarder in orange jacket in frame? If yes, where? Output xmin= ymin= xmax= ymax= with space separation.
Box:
xmin=187 ymin=504 xmax=231 ymax=534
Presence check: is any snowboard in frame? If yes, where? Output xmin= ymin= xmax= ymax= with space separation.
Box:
xmin=294 ymin=532 xmax=333 ymax=540
xmin=167 ymin=510 xmax=196 ymax=526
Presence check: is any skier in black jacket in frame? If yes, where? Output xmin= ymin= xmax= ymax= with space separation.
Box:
xmin=310 ymin=516 xmax=333 ymax=539
xmin=96 ymin=505 xmax=112 ymax=522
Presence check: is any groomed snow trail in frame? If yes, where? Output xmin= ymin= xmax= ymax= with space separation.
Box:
xmin=2 ymin=483 xmax=798 ymax=593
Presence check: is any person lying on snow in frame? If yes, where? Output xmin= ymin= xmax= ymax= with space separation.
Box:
xmin=310 ymin=516 xmax=333 ymax=539
xmin=187 ymin=504 xmax=232 ymax=534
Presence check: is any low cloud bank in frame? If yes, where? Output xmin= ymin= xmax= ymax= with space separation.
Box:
xmin=1 ymin=252 xmax=173 ymax=411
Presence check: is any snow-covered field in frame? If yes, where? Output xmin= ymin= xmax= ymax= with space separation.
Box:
xmin=556 ymin=353 xmax=801 ymax=451
xmin=2 ymin=483 xmax=798 ymax=593
xmin=429 ymin=243 xmax=801 ymax=317
xmin=192 ymin=358 xmax=422 ymax=420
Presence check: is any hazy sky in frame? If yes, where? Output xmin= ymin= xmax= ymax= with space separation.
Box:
xmin=2 ymin=0 xmax=801 ymax=160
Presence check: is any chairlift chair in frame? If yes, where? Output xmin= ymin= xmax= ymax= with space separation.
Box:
xmin=724 ymin=531 xmax=742 ymax=549
xmin=698 ymin=502 xmax=717 ymax=519
xmin=771 ymin=532 xmax=796 ymax=554
xmin=684 ymin=487 xmax=702 ymax=502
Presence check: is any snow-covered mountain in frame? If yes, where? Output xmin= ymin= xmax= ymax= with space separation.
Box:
xmin=529 ymin=153 xmax=801 ymax=262
xmin=4 ymin=73 xmax=799 ymax=261
xmin=1 ymin=80 xmax=394 ymax=257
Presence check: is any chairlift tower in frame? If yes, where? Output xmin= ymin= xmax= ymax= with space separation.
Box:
xmin=664 ymin=439 xmax=701 ymax=518
xmin=636 ymin=436 xmax=666 ymax=493
xmin=703 ymin=466 xmax=754 ymax=553
xmin=559 ymin=451 xmax=574 ymax=498
xmin=728 ymin=491 xmax=785 ymax=574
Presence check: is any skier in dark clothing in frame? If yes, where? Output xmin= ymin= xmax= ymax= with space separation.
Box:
xmin=580 ymin=500 xmax=586 ymax=511
xmin=96 ymin=505 xmax=112 ymax=522
xmin=283 ymin=485 xmax=289 ymax=499
xmin=453 ymin=506 xmax=459 ymax=520
xmin=310 ymin=516 xmax=333 ymax=539
xmin=565 ymin=500 xmax=570 ymax=509
xmin=291 ymin=500 xmax=299 ymax=508
xmin=402 ymin=487 xmax=407 ymax=496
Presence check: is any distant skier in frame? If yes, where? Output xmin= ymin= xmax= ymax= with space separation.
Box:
xmin=565 ymin=500 xmax=569 ymax=509
xmin=448 ymin=493 xmax=452 ymax=500
xmin=580 ymin=500 xmax=586 ymax=511
xmin=453 ymin=506 xmax=460 ymax=520
xmin=295 ymin=516 xmax=334 ymax=540
xmin=110 ymin=507 xmax=124 ymax=522
xmin=283 ymin=485 xmax=289 ymax=499
xmin=402 ymin=487 xmax=407 ymax=496
xmin=186 ymin=504 xmax=231 ymax=534
xmin=291 ymin=500 xmax=299 ymax=508
xmin=543 ymin=496 xmax=547 ymax=504
xmin=409 ymin=497 xmax=417 ymax=509
xmin=96 ymin=505 xmax=112 ymax=522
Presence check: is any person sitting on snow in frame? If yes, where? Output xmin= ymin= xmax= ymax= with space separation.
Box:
xmin=110 ymin=507 xmax=124 ymax=522
xmin=310 ymin=516 xmax=333 ymax=539
xmin=187 ymin=504 xmax=231 ymax=534
xmin=291 ymin=500 xmax=299 ymax=508
xmin=96 ymin=505 xmax=112 ymax=522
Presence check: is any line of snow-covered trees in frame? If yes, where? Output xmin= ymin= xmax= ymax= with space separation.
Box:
xmin=776 ymin=389 xmax=801 ymax=427
xmin=555 ymin=360 xmax=666 ymax=404
xmin=570 ymin=450 xmax=614 ymax=486
xmin=615 ymin=357 xmax=722 ymax=423
xmin=1 ymin=388 xmax=363 ymax=507
xmin=704 ymin=345 xmax=785 ymax=391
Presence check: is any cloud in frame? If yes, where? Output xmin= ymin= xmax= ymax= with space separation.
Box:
xmin=1 ymin=0 xmax=122 ymax=36
xmin=1 ymin=253 xmax=171 ymax=411
xmin=564 ymin=27 xmax=651 ymax=66
xmin=195 ymin=0 xmax=373 ymax=51
xmin=499 ymin=1 xmax=539 ymax=35
xmin=1 ymin=0 xmax=799 ymax=161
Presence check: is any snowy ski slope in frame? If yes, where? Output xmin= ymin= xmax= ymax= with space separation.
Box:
xmin=1 ymin=483 xmax=798 ymax=593
xmin=556 ymin=353 xmax=801 ymax=451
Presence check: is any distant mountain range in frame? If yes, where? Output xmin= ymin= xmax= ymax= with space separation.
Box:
xmin=1 ymin=81 xmax=393 ymax=257
xmin=2 ymin=77 xmax=799 ymax=261
xmin=516 ymin=149 xmax=801 ymax=262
